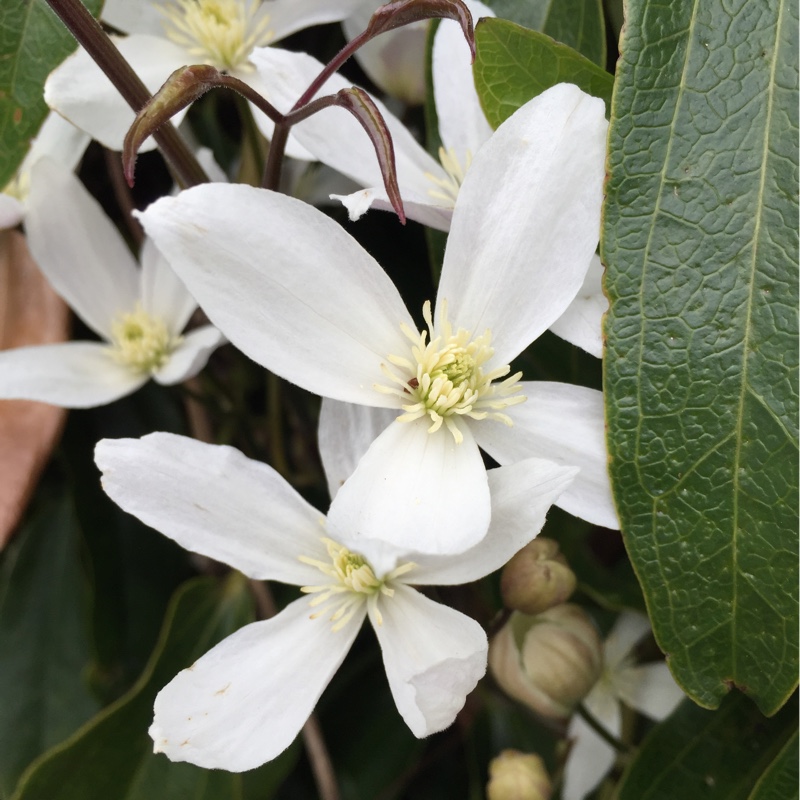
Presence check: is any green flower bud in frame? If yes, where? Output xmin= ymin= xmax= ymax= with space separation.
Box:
xmin=489 ymin=605 xmax=603 ymax=720
xmin=486 ymin=750 xmax=552 ymax=800
xmin=500 ymin=538 xmax=577 ymax=614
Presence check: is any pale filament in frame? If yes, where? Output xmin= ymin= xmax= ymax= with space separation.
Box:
xmin=424 ymin=146 xmax=473 ymax=205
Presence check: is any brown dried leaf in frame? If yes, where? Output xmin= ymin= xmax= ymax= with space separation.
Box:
xmin=0 ymin=230 xmax=69 ymax=549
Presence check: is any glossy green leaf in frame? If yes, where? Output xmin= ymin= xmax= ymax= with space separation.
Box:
xmin=748 ymin=730 xmax=799 ymax=800
xmin=11 ymin=574 xmax=295 ymax=800
xmin=615 ymin=693 xmax=797 ymax=800
xmin=0 ymin=483 xmax=98 ymax=798
xmin=485 ymin=0 xmax=606 ymax=66
xmin=472 ymin=17 xmax=613 ymax=129
xmin=0 ymin=0 xmax=103 ymax=189
xmin=603 ymin=0 xmax=798 ymax=714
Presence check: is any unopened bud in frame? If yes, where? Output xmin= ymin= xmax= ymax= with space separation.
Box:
xmin=501 ymin=538 xmax=576 ymax=614
xmin=489 ymin=605 xmax=602 ymax=720
xmin=487 ymin=750 xmax=552 ymax=800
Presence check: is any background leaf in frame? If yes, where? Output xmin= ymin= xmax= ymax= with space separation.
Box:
xmin=11 ymin=574 xmax=295 ymax=800
xmin=485 ymin=0 xmax=606 ymax=66
xmin=0 ymin=0 xmax=103 ymax=189
xmin=602 ymin=0 xmax=798 ymax=713
xmin=0 ymin=481 xmax=98 ymax=799
xmin=615 ymin=693 xmax=797 ymax=800
xmin=748 ymin=730 xmax=799 ymax=800
xmin=472 ymin=17 xmax=613 ymax=129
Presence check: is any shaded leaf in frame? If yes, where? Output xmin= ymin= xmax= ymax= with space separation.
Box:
xmin=0 ymin=481 xmax=97 ymax=798
xmin=11 ymin=574 xmax=296 ymax=800
xmin=0 ymin=230 xmax=68 ymax=548
xmin=485 ymin=0 xmax=606 ymax=65
xmin=615 ymin=693 xmax=797 ymax=800
xmin=472 ymin=17 xmax=613 ymax=129
xmin=748 ymin=730 xmax=799 ymax=800
xmin=0 ymin=0 xmax=102 ymax=189
xmin=603 ymin=0 xmax=798 ymax=713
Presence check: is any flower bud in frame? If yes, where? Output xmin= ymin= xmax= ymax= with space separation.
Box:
xmin=487 ymin=750 xmax=552 ymax=800
xmin=500 ymin=538 xmax=577 ymax=614
xmin=489 ymin=605 xmax=603 ymax=720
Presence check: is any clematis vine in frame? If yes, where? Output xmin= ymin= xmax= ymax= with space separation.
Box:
xmin=0 ymin=159 xmax=224 ymax=408
xmin=95 ymin=431 xmax=577 ymax=771
xmin=44 ymin=0 xmax=362 ymax=155
xmin=562 ymin=612 xmax=685 ymax=800
xmin=139 ymin=82 xmax=615 ymax=557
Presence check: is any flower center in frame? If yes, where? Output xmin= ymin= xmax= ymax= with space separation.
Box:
xmin=299 ymin=538 xmax=414 ymax=631
xmin=424 ymin=146 xmax=472 ymax=206
xmin=108 ymin=305 xmax=178 ymax=374
xmin=375 ymin=300 xmax=526 ymax=443
xmin=160 ymin=0 xmax=274 ymax=71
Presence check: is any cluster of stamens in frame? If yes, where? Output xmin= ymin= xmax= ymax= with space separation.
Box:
xmin=376 ymin=301 xmax=525 ymax=443
xmin=108 ymin=305 xmax=177 ymax=374
xmin=299 ymin=538 xmax=414 ymax=631
xmin=424 ymin=146 xmax=472 ymax=206
xmin=160 ymin=0 xmax=274 ymax=71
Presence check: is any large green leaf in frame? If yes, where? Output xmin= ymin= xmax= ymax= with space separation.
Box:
xmin=0 ymin=483 xmax=98 ymax=799
xmin=615 ymin=693 xmax=797 ymax=800
xmin=473 ymin=17 xmax=613 ymax=129
xmin=485 ymin=0 xmax=606 ymax=66
xmin=0 ymin=0 xmax=103 ymax=189
xmin=11 ymin=574 xmax=295 ymax=800
xmin=603 ymin=0 xmax=798 ymax=714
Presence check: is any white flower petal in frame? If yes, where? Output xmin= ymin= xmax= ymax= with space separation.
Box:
xmin=140 ymin=238 xmax=197 ymax=335
xmin=371 ymin=584 xmax=486 ymax=737
xmin=96 ymin=432 xmax=331 ymax=583
xmin=267 ymin=0 xmax=363 ymax=41
xmin=318 ymin=398 xmax=396 ymax=500
xmin=562 ymin=711 xmax=618 ymax=800
xmin=138 ymin=184 xmax=414 ymax=406
xmin=474 ymin=382 xmax=620 ymax=529
xmin=45 ymin=35 xmax=190 ymax=152
xmin=19 ymin=112 xmax=90 ymax=178
xmin=150 ymin=597 xmax=363 ymax=771
xmin=432 ymin=0 xmax=494 ymax=158
xmin=410 ymin=458 xmax=578 ymax=585
xmin=26 ymin=159 xmax=140 ymax=339
xmin=101 ymin=0 xmax=164 ymax=35
xmin=325 ymin=418 xmax=491 ymax=565
xmin=332 ymin=187 xmax=454 ymax=231
xmin=615 ymin=662 xmax=684 ymax=721
xmin=249 ymin=47 xmax=445 ymax=210
xmin=549 ymin=254 xmax=607 ymax=357
xmin=153 ymin=325 xmax=225 ymax=385
xmin=0 ymin=196 xmax=23 ymax=230
xmin=603 ymin=611 xmax=652 ymax=669
xmin=0 ymin=342 xmax=145 ymax=408
xmin=437 ymin=84 xmax=608 ymax=366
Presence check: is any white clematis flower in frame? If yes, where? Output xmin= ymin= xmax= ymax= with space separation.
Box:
xmin=45 ymin=0 xmax=362 ymax=156
xmin=0 ymin=159 xmax=224 ymax=408
xmin=95 ymin=431 xmax=577 ymax=772
xmin=562 ymin=612 xmax=685 ymax=800
xmin=0 ymin=112 xmax=89 ymax=230
xmin=138 ymin=83 xmax=615 ymax=556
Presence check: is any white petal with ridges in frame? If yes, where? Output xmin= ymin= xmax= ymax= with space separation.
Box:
xmin=95 ymin=433 xmax=330 ymax=584
xmin=437 ymin=84 xmax=608 ymax=367
xmin=138 ymin=185 xmax=414 ymax=406
xmin=474 ymin=382 xmax=620 ymax=529
xmin=150 ymin=597 xmax=363 ymax=771
xmin=0 ymin=342 xmax=145 ymax=408
xmin=153 ymin=325 xmax=225 ymax=385
xmin=562 ymin=709 xmax=618 ymax=800
xmin=44 ymin=35 xmax=190 ymax=152
xmin=140 ymin=237 xmax=196 ymax=335
xmin=371 ymin=584 xmax=486 ymax=737
xmin=325 ymin=418 xmax=491 ymax=566
xmin=432 ymin=0 xmax=494 ymax=159
xmin=549 ymin=254 xmax=607 ymax=357
xmin=318 ymin=398 xmax=396 ymax=499
xmin=410 ymin=458 xmax=577 ymax=585
xmin=26 ymin=159 xmax=139 ymax=339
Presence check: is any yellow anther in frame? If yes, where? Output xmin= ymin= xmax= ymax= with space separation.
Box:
xmin=108 ymin=305 xmax=177 ymax=374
